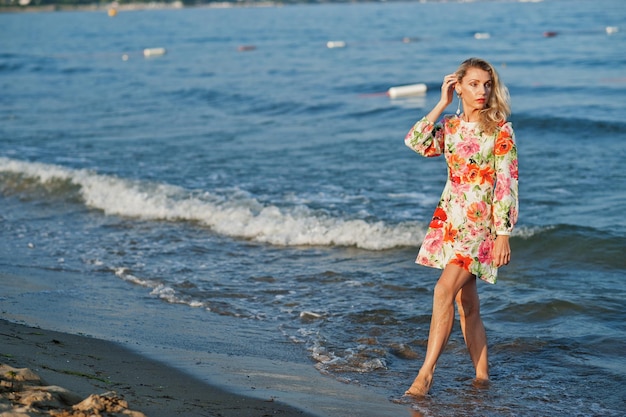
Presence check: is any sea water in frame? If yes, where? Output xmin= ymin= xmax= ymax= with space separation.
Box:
xmin=1 ymin=1 xmax=625 ymax=415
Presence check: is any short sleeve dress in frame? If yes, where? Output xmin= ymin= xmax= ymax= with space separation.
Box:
xmin=404 ymin=115 xmax=518 ymax=284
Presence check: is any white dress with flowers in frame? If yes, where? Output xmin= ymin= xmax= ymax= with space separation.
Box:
xmin=404 ymin=115 xmax=518 ymax=284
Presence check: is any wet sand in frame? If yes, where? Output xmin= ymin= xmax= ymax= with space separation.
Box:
xmin=0 ymin=266 xmax=412 ymax=417
xmin=0 ymin=318 xmax=314 ymax=417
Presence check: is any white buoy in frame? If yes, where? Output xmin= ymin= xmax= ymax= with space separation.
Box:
xmin=387 ymin=83 xmax=427 ymax=99
xmin=299 ymin=311 xmax=323 ymax=320
xmin=606 ymin=26 xmax=619 ymax=35
xmin=143 ymin=48 xmax=166 ymax=57
xmin=474 ymin=32 xmax=491 ymax=40
xmin=326 ymin=41 xmax=346 ymax=49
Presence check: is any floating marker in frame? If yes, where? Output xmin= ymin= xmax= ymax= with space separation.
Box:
xmin=543 ymin=31 xmax=558 ymax=37
xmin=326 ymin=41 xmax=346 ymax=49
xmin=143 ymin=47 xmax=166 ymax=57
xmin=474 ymin=32 xmax=491 ymax=39
xmin=606 ymin=26 xmax=619 ymax=35
xmin=237 ymin=45 xmax=256 ymax=52
xmin=300 ymin=311 xmax=323 ymax=320
xmin=387 ymin=83 xmax=427 ymax=99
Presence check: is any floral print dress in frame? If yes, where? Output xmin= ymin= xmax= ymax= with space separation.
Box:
xmin=404 ymin=116 xmax=518 ymax=284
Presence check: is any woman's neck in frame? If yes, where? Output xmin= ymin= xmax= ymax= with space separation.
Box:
xmin=460 ymin=114 xmax=478 ymax=123
xmin=461 ymin=108 xmax=481 ymax=123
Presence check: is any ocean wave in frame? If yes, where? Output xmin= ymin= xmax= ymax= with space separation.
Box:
xmin=114 ymin=267 xmax=207 ymax=309
xmin=511 ymin=113 xmax=626 ymax=138
xmin=514 ymin=223 xmax=626 ymax=270
xmin=2 ymin=157 xmax=620 ymax=263
xmin=0 ymin=157 xmax=423 ymax=250
xmin=166 ymin=87 xmax=341 ymax=119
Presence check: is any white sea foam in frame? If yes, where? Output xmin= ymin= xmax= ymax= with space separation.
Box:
xmin=114 ymin=267 xmax=207 ymax=309
xmin=114 ymin=267 xmax=156 ymax=287
xmin=512 ymin=225 xmax=553 ymax=239
xmin=0 ymin=157 xmax=423 ymax=250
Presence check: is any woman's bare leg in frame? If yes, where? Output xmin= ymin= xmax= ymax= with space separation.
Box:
xmin=405 ymin=264 xmax=474 ymax=397
xmin=455 ymin=279 xmax=489 ymax=381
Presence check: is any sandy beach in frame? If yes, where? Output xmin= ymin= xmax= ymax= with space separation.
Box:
xmin=0 ymin=266 xmax=411 ymax=417
xmin=0 ymin=319 xmax=315 ymax=417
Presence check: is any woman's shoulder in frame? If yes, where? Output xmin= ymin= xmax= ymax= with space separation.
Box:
xmin=441 ymin=114 xmax=458 ymax=123
xmin=497 ymin=119 xmax=514 ymax=133
xmin=439 ymin=114 xmax=463 ymax=129
xmin=497 ymin=118 xmax=512 ymax=127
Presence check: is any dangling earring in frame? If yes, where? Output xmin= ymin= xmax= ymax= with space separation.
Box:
xmin=456 ymin=93 xmax=462 ymax=116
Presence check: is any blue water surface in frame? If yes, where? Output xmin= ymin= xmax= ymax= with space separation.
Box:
xmin=1 ymin=1 xmax=625 ymax=416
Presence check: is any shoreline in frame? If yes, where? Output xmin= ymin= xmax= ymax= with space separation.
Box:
xmin=0 ymin=1 xmax=285 ymax=14
xmin=0 ymin=267 xmax=411 ymax=417
xmin=0 ymin=318 xmax=316 ymax=417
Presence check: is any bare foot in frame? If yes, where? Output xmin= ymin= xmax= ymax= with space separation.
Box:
xmin=472 ymin=377 xmax=490 ymax=389
xmin=404 ymin=373 xmax=433 ymax=397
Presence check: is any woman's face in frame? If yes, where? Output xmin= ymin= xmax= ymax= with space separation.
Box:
xmin=457 ymin=67 xmax=492 ymax=112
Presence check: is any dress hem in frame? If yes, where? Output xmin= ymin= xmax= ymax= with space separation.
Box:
xmin=414 ymin=260 xmax=497 ymax=285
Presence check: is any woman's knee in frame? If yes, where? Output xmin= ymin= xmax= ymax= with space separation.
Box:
xmin=433 ymin=280 xmax=456 ymax=303
xmin=456 ymin=288 xmax=480 ymax=319
xmin=435 ymin=264 xmax=474 ymax=303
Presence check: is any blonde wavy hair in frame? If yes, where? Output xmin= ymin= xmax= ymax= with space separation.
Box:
xmin=455 ymin=58 xmax=510 ymax=135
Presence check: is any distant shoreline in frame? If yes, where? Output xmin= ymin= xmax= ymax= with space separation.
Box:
xmin=0 ymin=1 xmax=287 ymax=13
xmin=0 ymin=0 xmax=436 ymax=14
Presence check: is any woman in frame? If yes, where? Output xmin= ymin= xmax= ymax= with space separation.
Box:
xmin=403 ymin=58 xmax=518 ymax=397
